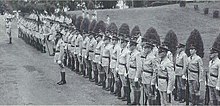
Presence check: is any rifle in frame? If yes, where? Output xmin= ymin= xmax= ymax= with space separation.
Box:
xmin=186 ymin=66 xmax=189 ymax=105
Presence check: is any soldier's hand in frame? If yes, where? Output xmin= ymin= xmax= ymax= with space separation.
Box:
xmin=216 ymin=86 xmax=220 ymax=90
xmin=167 ymin=90 xmax=172 ymax=94
xmin=134 ymin=78 xmax=138 ymax=82
xmin=182 ymin=75 xmax=187 ymax=80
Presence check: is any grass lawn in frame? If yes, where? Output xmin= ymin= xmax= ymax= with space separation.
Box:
xmin=68 ymin=2 xmax=220 ymax=103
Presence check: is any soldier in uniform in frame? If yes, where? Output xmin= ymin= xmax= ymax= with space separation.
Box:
xmin=74 ymin=16 xmax=84 ymax=75
xmin=80 ymin=18 xmax=90 ymax=78
xmin=175 ymin=43 xmax=188 ymax=103
xmin=93 ymin=21 xmax=105 ymax=86
xmin=207 ymin=47 xmax=220 ymax=105
xmin=187 ymin=44 xmax=204 ymax=105
xmin=5 ymin=14 xmax=13 ymax=44
xmin=116 ymin=23 xmax=130 ymax=102
xmin=127 ymin=26 xmax=141 ymax=105
xmin=87 ymin=20 xmax=97 ymax=82
xmin=101 ymin=31 xmax=112 ymax=90
xmin=108 ymin=23 xmax=119 ymax=94
xmin=54 ymin=31 xmax=66 ymax=85
xmin=157 ymin=45 xmax=175 ymax=105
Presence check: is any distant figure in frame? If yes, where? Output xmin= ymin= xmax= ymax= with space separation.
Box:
xmin=106 ymin=15 xmax=110 ymax=25
xmin=82 ymin=10 xmax=85 ymax=18
xmin=86 ymin=11 xmax=90 ymax=19
xmin=5 ymin=11 xmax=13 ymax=44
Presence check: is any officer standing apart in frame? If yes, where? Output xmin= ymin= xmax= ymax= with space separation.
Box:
xmin=5 ymin=13 xmax=13 ymax=44
xmin=207 ymin=47 xmax=220 ymax=105
xmin=54 ymin=31 xmax=67 ymax=85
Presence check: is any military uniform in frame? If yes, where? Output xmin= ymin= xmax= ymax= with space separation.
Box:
xmin=207 ymin=48 xmax=220 ymax=105
xmin=187 ymin=51 xmax=204 ymax=105
xmin=88 ymin=36 xmax=97 ymax=81
xmin=175 ymin=44 xmax=188 ymax=102
xmin=157 ymin=46 xmax=175 ymax=105
xmin=5 ymin=16 xmax=12 ymax=44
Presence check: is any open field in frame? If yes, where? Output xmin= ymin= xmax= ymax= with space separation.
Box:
xmin=68 ymin=2 xmax=220 ymax=101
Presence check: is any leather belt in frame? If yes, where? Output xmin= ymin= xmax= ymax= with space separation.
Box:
xmin=176 ymin=64 xmax=183 ymax=68
xmin=130 ymin=66 xmax=136 ymax=69
xmin=71 ymin=45 xmax=74 ymax=47
xmin=95 ymin=53 xmax=100 ymax=55
xmin=158 ymin=76 xmax=168 ymax=80
xmin=55 ymin=51 xmax=60 ymax=52
xmin=68 ymin=42 xmax=71 ymax=44
xmin=210 ymin=73 xmax=218 ymax=78
xmin=64 ymin=41 xmax=67 ymax=43
xmin=189 ymin=69 xmax=198 ymax=73
xmin=83 ymin=47 xmax=86 ymax=49
xmin=119 ymin=63 xmax=126 ymax=66
xmin=143 ymin=70 xmax=153 ymax=74
xmin=89 ymin=50 xmax=94 ymax=52
xmin=112 ymin=57 xmax=117 ymax=60
xmin=102 ymin=56 xmax=109 ymax=58
xmin=75 ymin=45 xmax=79 ymax=47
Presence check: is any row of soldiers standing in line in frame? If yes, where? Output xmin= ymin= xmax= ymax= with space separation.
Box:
xmin=17 ymin=11 xmax=220 ymax=106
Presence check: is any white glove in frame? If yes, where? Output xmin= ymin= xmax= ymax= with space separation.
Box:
xmin=182 ymin=75 xmax=187 ymax=80
xmin=57 ymin=60 xmax=62 ymax=64
xmin=124 ymin=73 xmax=128 ymax=77
xmin=98 ymin=62 xmax=101 ymax=64
xmin=167 ymin=90 xmax=172 ymax=94
xmin=216 ymin=86 xmax=220 ymax=90
xmin=134 ymin=78 xmax=138 ymax=82
xmin=155 ymin=85 xmax=158 ymax=89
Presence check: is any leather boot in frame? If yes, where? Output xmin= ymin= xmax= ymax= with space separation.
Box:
xmin=8 ymin=38 xmax=12 ymax=44
xmin=131 ymin=91 xmax=137 ymax=105
xmin=105 ymin=78 xmax=111 ymax=91
xmin=57 ymin=72 xmax=66 ymax=85
xmin=180 ymin=89 xmax=186 ymax=103
xmin=145 ymin=94 xmax=148 ymax=105
xmin=117 ymin=87 xmax=121 ymax=98
xmin=114 ymin=81 xmax=119 ymax=96
xmin=121 ymin=87 xmax=128 ymax=101
xmin=102 ymin=74 xmax=106 ymax=90
xmin=98 ymin=74 xmax=103 ymax=86
xmin=94 ymin=71 xmax=99 ymax=85
xmin=57 ymin=72 xmax=62 ymax=84
xmin=110 ymin=78 xmax=115 ymax=94
xmin=136 ymin=91 xmax=141 ymax=105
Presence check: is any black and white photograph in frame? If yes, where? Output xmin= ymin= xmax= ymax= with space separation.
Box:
xmin=0 ymin=0 xmax=220 ymax=105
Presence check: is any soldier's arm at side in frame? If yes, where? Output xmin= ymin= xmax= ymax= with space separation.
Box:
xmin=182 ymin=54 xmax=188 ymax=77
xmin=167 ymin=63 xmax=175 ymax=94
xmin=198 ymin=58 xmax=204 ymax=82
xmin=134 ymin=54 xmax=142 ymax=82
xmin=216 ymin=63 xmax=220 ymax=90
xmin=151 ymin=57 xmax=158 ymax=85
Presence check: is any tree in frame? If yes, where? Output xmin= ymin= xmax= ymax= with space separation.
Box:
xmin=143 ymin=27 xmax=160 ymax=46
xmin=87 ymin=0 xmax=95 ymax=10
xmin=185 ymin=29 xmax=204 ymax=58
xmin=212 ymin=33 xmax=220 ymax=58
xmin=164 ymin=30 xmax=178 ymax=55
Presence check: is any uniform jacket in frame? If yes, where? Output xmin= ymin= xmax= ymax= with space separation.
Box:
xmin=117 ymin=47 xmax=130 ymax=75
xmin=75 ymin=34 xmax=83 ymax=56
xmin=94 ymin=40 xmax=104 ymax=64
xmin=101 ymin=43 xmax=113 ymax=67
xmin=187 ymin=54 xmax=204 ymax=82
xmin=208 ymin=57 xmax=220 ymax=88
xmin=128 ymin=49 xmax=141 ymax=79
xmin=110 ymin=43 xmax=120 ymax=69
xmin=82 ymin=36 xmax=90 ymax=58
xmin=88 ymin=37 xmax=97 ymax=61
xmin=175 ymin=51 xmax=188 ymax=76
xmin=135 ymin=51 xmax=157 ymax=85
